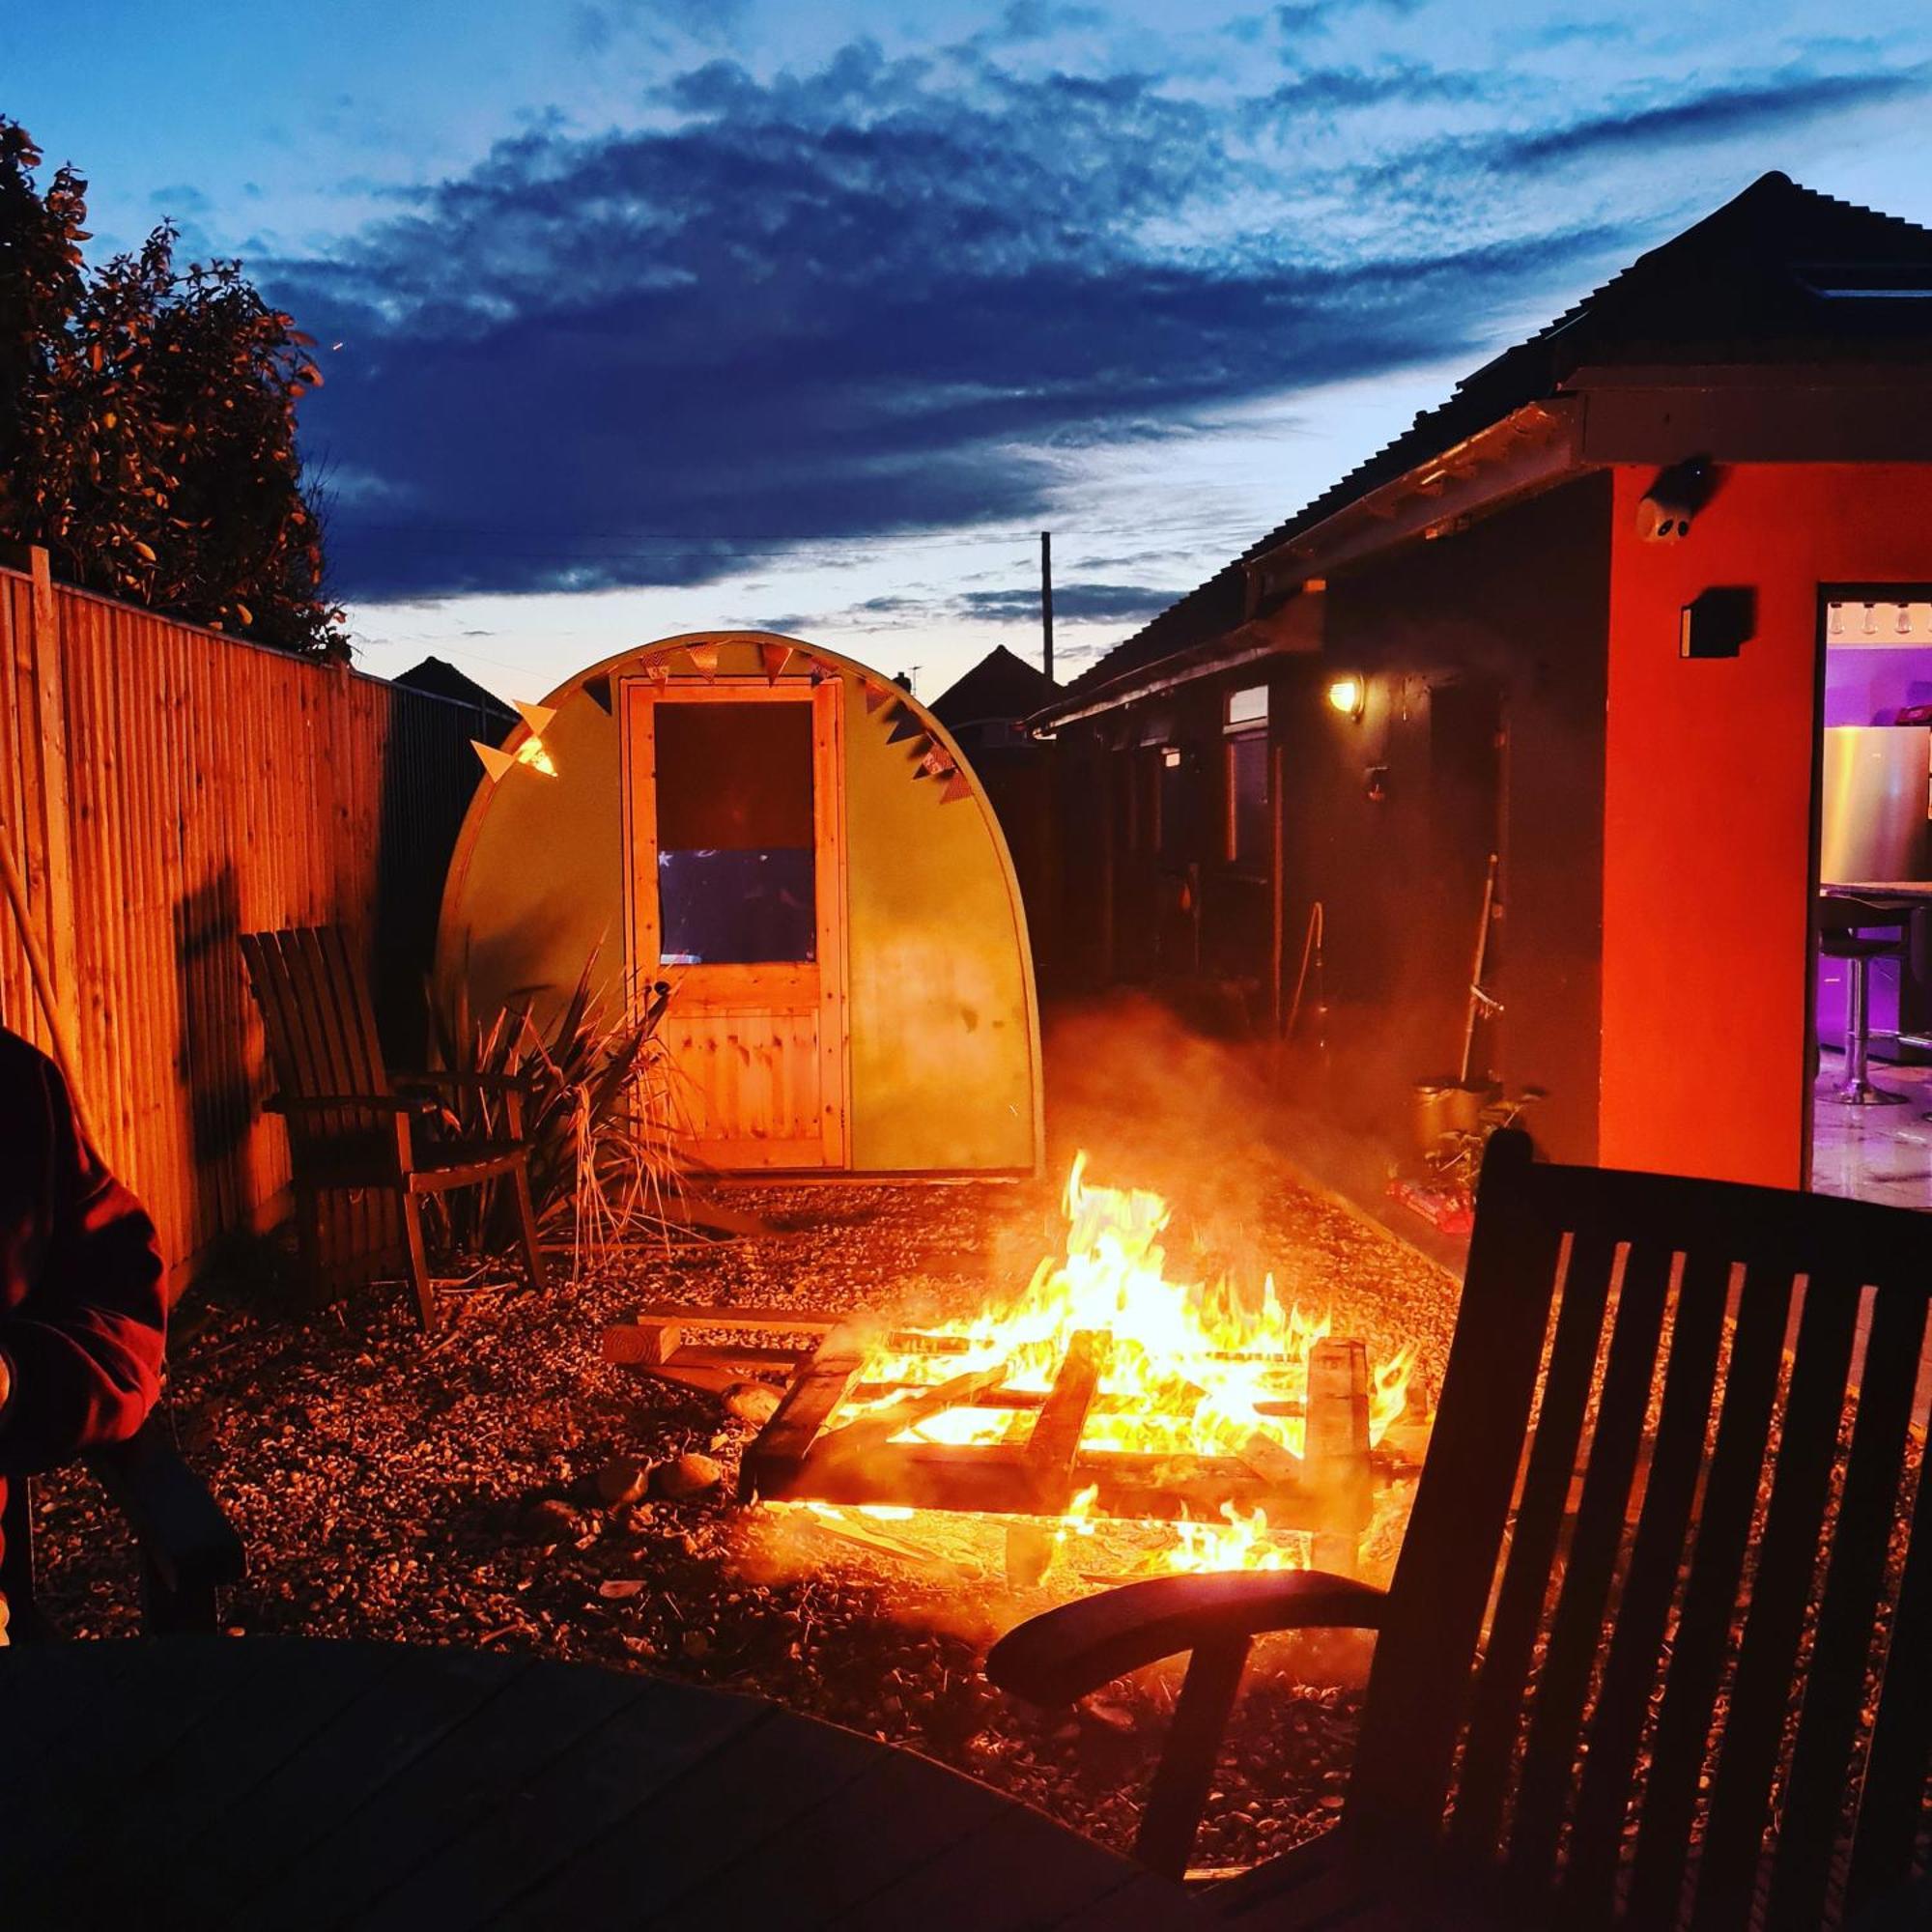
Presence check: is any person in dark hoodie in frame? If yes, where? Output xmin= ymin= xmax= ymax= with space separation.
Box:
xmin=0 ymin=1022 xmax=167 ymax=1641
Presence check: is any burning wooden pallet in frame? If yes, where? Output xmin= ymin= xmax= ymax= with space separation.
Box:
xmin=606 ymin=1305 xmax=1380 ymax=1573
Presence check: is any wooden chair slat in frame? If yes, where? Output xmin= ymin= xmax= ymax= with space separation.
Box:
xmin=1556 ymin=1245 xmax=1733 ymax=1921
xmin=1623 ymin=1262 xmax=1797 ymax=1928
xmin=1764 ymin=1284 xmax=1930 ymax=1932
xmin=1689 ymin=1273 xmax=1863 ymax=1931
xmin=1347 ymin=1131 xmax=1563 ymax=1851
xmin=319 ymin=923 xmax=389 ymax=1095
xmin=1449 ymin=1227 xmax=1617 ymax=1858
xmin=1844 ymin=1390 xmax=1932 ymax=1920
xmin=1506 ymin=1239 xmax=1675 ymax=1893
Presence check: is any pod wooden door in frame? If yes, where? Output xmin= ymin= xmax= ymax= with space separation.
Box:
xmin=624 ymin=679 xmax=848 ymax=1168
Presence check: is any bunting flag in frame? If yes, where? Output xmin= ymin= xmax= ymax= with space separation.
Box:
xmin=886 ymin=704 xmax=925 ymax=745
xmin=514 ymin=698 xmax=556 ymax=737
xmin=863 ymin=682 xmax=892 ymax=715
xmin=760 ymin=641 xmax=794 ymax=685
xmin=683 ymin=641 xmax=720 ymax=681
xmin=940 ymin=772 xmax=974 ymax=804
xmin=919 ymin=747 xmax=956 ymax=780
xmin=471 ymin=739 xmax=515 ymax=782
xmin=582 ymin=673 xmax=613 ymax=715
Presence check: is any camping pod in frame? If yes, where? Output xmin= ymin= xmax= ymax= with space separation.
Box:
xmin=435 ymin=634 xmax=1043 ymax=1176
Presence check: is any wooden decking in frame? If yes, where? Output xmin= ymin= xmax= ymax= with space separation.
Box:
xmin=0 ymin=1636 xmax=1199 ymax=1929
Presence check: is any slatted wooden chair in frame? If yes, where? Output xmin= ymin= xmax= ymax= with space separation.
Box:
xmin=1 ymin=1415 xmax=244 ymax=1640
xmin=240 ymin=926 xmax=546 ymax=1330
xmin=988 ymin=1130 xmax=1932 ymax=1930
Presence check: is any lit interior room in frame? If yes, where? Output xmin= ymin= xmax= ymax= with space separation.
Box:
xmin=1813 ymin=591 xmax=1932 ymax=1207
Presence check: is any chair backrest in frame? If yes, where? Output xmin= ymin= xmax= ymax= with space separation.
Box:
xmin=1345 ymin=1128 xmax=1930 ymax=1930
xmin=238 ymin=926 xmax=390 ymax=1147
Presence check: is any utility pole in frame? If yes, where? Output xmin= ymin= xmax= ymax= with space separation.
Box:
xmin=1040 ymin=529 xmax=1054 ymax=684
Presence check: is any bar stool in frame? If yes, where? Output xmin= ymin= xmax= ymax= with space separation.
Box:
xmin=1818 ymin=895 xmax=1915 ymax=1106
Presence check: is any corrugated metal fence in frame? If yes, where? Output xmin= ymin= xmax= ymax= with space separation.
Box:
xmin=0 ymin=548 xmax=497 ymax=1289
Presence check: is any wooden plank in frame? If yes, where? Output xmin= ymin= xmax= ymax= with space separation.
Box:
xmin=23 ymin=547 xmax=79 ymax=1087
xmin=742 ymin=1323 xmax=869 ymax=1494
xmin=1447 ymin=1224 xmax=1617 ymax=1859
xmin=1556 ymin=1246 xmax=1732 ymax=1920
xmin=1624 ymin=1263 xmax=1796 ymax=1926
xmin=1844 ymin=1364 xmax=1932 ymax=1919
xmin=1506 ymin=1237 xmax=1675 ymax=1894
xmin=1764 ymin=1280 xmax=1929 ymax=1931
xmin=1025 ymin=1328 xmax=1105 ymax=1510
xmin=1690 ymin=1272 xmax=1862 ymax=1931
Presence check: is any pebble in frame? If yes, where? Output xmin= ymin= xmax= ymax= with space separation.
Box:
xmin=723 ymin=1381 xmax=781 ymax=1425
xmin=654 ymin=1452 xmax=725 ymax=1500
xmin=519 ymin=1498 xmax=582 ymax=1545
xmin=592 ymin=1456 xmax=650 ymax=1507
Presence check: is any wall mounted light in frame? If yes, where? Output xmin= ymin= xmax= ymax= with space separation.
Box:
xmin=1161 ymin=746 xmax=1182 ymax=768
xmin=1325 ymin=674 xmax=1366 ymax=721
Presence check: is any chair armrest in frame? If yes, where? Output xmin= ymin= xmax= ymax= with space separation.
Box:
xmin=85 ymin=1423 xmax=245 ymax=1595
xmin=986 ymin=1569 xmax=1385 ymax=1707
xmin=395 ymin=1070 xmax=534 ymax=1096
xmin=267 ymin=1093 xmax=434 ymax=1115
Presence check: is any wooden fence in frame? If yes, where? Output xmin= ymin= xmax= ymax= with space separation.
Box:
xmin=0 ymin=549 xmax=498 ymax=1291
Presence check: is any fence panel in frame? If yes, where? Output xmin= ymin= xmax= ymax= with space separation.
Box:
xmin=0 ymin=554 xmax=498 ymax=1291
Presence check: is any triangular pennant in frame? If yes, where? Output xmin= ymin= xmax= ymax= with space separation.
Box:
xmin=646 ymin=659 xmax=670 ymax=684
xmin=514 ymin=697 xmax=556 ymax=737
xmin=887 ymin=705 xmax=925 ymax=744
xmin=760 ymin=642 xmax=794 ymax=686
xmin=472 ymin=739 xmax=515 ymax=782
xmin=683 ymin=642 xmax=720 ymax=682
xmin=863 ymin=683 xmax=892 ymax=715
xmin=919 ymin=747 xmax=955 ymax=780
xmin=582 ymin=673 xmax=612 ymax=715
xmin=940 ymin=772 xmax=974 ymax=804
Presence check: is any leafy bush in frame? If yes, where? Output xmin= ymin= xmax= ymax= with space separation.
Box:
xmin=0 ymin=119 xmax=341 ymax=654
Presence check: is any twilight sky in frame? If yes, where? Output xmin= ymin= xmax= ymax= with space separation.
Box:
xmin=11 ymin=1 xmax=1932 ymax=703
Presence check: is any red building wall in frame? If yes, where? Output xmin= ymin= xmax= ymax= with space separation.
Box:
xmin=1601 ymin=463 xmax=1932 ymax=1185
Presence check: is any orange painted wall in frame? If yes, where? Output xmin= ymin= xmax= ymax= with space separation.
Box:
xmin=1601 ymin=463 xmax=1932 ymax=1184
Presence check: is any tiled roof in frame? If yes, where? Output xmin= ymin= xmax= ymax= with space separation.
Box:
xmin=1056 ymin=172 xmax=1932 ymax=707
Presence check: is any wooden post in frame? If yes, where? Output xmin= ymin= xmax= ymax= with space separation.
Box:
xmin=1305 ymin=1337 xmax=1372 ymax=1577
xmin=1096 ymin=741 xmax=1117 ymax=985
xmin=2 ymin=548 xmax=94 ymax=1140
xmin=1268 ymin=736 xmax=1286 ymax=1035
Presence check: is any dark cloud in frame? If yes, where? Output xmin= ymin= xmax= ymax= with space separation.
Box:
xmin=958 ymin=582 xmax=1179 ymax=624
xmin=266 ymin=38 xmax=1910 ymax=606
xmin=734 ymin=581 xmax=1177 ymax=634
xmin=1504 ymin=69 xmax=1923 ymax=169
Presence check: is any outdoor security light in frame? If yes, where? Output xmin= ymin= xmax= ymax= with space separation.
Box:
xmin=1325 ymin=674 xmax=1365 ymax=720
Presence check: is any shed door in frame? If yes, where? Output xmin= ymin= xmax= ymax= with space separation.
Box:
xmin=625 ymin=681 xmax=847 ymax=1168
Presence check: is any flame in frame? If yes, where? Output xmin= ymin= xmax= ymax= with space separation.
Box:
xmin=793 ymin=1153 xmax=1416 ymax=1580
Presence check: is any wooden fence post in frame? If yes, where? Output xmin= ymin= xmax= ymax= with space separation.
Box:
xmin=25 ymin=548 xmax=80 ymax=1025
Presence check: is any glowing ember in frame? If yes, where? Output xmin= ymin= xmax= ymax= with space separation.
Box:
xmin=764 ymin=1153 xmax=1416 ymax=1582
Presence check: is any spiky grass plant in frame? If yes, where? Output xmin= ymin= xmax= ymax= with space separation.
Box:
xmin=426 ymin=952 xmax=689 ymax=1268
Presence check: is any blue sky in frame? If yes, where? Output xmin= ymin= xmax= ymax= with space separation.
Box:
xmin=10 ymin=0 xmax=1932 ymax=702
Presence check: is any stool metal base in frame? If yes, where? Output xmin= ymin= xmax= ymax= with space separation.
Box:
xmin=1824 ymin=1078 xmax=1911 ymax=1107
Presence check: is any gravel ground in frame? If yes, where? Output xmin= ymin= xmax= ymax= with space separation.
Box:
xmin=27 ymin=1039 xmax=1463 ymax=1871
